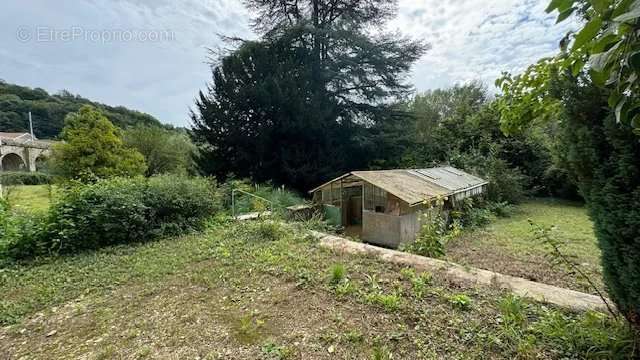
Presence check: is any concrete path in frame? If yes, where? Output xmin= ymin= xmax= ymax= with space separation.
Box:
xmin=234 ymin=211 xmax=272 ymax=221
xmin=311 ymin=231 xmax=612 ymax=313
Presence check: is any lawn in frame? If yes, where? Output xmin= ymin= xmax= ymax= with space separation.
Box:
xmin=4 ymin=185 xmax=54 ymax=213
xmin=446 ymin=198 xmax=603 ymax=294
xmin=0 ymin=219 xmax=632 ymax=359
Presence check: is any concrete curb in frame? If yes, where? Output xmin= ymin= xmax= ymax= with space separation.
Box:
xmin=311 ymin=231 xmax=612 ymax=312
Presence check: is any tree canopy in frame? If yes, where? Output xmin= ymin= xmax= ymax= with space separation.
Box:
xmin=191 ymin=0 xmax=426 ymax=191
xmin=0 ymin=80 xmax=166 ymax=139
xmin=49 ymin=105 xmax=147 ymax=181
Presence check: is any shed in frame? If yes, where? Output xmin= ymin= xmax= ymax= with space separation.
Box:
xmin=309 ymin=166 xmax=487 ymax=248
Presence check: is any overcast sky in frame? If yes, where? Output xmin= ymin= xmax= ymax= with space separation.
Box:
xmin=1 ymin=0 xmax=574 ymax=127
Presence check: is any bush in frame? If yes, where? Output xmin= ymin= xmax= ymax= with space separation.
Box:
xmin=44 ymin=176 xmax=220 ymax=254
xmin=3 ymin=175 xmax=224 ymax=258
xmin=403 ymin=209 xmax=461 ymax=258
xmin=0 ymin=207 xmax=47 ymax=261
xmin=0 ymin=172 xmax=52 ymax=185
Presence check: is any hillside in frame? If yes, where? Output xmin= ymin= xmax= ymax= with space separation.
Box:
xmin=0 ymin=80 xmax=166 ymax=139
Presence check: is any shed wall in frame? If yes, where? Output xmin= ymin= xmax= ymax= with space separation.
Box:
xmin=362 ymin=210 xmax=422 ymax=248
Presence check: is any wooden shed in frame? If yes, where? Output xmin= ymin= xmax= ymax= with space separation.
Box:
xmin=309 ymin=166 xmax=487 ymax=248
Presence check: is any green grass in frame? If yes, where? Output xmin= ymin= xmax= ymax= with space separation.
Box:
xmin=4 ymin=185 xmax=54 ymax=213
xmin=446 ymin=198 xmax=603 ymax=293
xmin=0 ymin=217 xmax=634 ymax=359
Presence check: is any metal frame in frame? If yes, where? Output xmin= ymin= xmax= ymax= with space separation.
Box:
xmin=231 ymin=188 xmax=273 ymax=218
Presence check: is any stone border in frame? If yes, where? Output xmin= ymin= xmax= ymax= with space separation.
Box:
xmin=311 ymin=231 xmax=612 ymax=312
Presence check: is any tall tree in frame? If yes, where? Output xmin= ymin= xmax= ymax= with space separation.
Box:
xmin=191 ymin=0 xmax=425 ymax=191
xmin=49 ymin=105 xmax=146 ymax=181
xmin=124 ymin=125 xmax=196 ymax=176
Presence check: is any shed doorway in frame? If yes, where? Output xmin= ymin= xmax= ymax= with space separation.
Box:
xmin=343 ymin=185 xmax=363 ymax=238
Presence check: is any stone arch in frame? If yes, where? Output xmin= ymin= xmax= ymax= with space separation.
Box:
xmin=1 ymin=153 xmax=27 ymax=171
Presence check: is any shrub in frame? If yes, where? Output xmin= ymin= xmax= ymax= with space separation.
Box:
xmin=403 ymin=210 xmax=460 ymax=258
xmin=0 ymin=172 xmax=52 ymax=185
xmin=483 ymin=156 xmax=527 ymax=204
xmin=45 ymin=176 xmax=220 ymax=254
xmin=0 ymin=207 xmax=47 ymax=261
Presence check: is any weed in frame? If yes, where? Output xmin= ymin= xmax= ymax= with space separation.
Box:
xmin=329 ymin=263 xmax=346 ymax=285
xmin=334 ymin=280 xmax=356 ymax=297
xmin=371 ymin=344 xmax=393 ymax=360
xmin=343 ymin=329 xmax=363 ymax=343
xmin=261 ymin=341 xmax=292 ymax=359
xmin=401 ymin=268 xmax=432 ymax=298
xmin=366 ymin=292 xmax=402 ymax=312
xmin=234 ymin=313 xmax=267 ymax=344
xmin=448 ymin=294 xmax=472 ymax=311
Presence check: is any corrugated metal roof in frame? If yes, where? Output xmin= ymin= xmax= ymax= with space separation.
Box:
xmin=310 ymin=166 xmax=487 ymax=206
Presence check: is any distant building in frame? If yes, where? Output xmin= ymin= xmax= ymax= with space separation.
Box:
xmin=310 ymin=166 xmax=487 ymax=248
xmin=0 ymin=132 xmax=54 ymax=172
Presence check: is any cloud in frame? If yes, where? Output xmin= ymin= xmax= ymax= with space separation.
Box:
xmin=0 ymin=0 xmax=575 ymax=126
xmin=390 ymin=0 xmax=576 ymax=94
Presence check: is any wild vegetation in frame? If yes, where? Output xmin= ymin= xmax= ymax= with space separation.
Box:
xmin=0 ymin=219 xmax=635 ymax=359
xmin=496 ymin=0 xmax=640 ymax=330
xmin=2 ymin=0 xmax=640 ymax=356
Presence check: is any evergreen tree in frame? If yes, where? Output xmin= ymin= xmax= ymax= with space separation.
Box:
xmin=191 ymin=0 xmax=425 ymax=191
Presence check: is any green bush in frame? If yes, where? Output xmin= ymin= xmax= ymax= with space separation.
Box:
xmin=0 ymin=207 xmax=47 ymax=261
xmin=0 ymin=172 xmax=52 ymax=185
xmin=402 ymin=210 xmax=460 ymax=258
xmin=0 ymin=175 xmax=221 ymax=260
xmin=45 ymin=176 xmax=221 ymax=254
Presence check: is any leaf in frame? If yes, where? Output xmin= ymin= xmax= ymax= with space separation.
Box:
xmin=571 ymin=59 xmax=585 ymax=76
xmin=629 ymin=51 xmax=640 ymax=72
xmin=557 ymin=7 xmax=575 ymax=22
xmin=608 ymin=91 xmax=622 ymax=108
xmin=589 ymin=41 xmax=621 ymax=72
xmin=589 ymin=0 xmax=610 ymax=14
xmin=614 ymin=96 xmax=627 ymax=123
xmin=573 ymin=17 xmax=603 ymax=50
xmin=613 ymin=4 xmax=640 ymax=22
xmin=546 ymin=0 xmax=576 ymax=13
xmin=612 ymin=0 xmax=635 ymax=18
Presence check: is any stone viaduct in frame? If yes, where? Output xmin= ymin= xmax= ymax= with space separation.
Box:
xmin=0 ymin=133 xmax=53 ymax=172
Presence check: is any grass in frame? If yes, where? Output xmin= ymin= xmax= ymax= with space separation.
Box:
xmin=446 ymin=198 xmax=604 ymax=294
xmin=4 ymin=185 xmax=54 ymax=213
xmin=0 ymin=217 xmax=634 ymax=359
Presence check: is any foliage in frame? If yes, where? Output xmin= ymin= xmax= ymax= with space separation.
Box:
xmin=0 ymin=176 xmax=220 ymax=260
xmin=0 ymin=80 xmax=165 ymax=139
xmin=448 ymin=294 xmax=472 ymax=311
xmin=0 ymin=207 xmax=47 ymax=262
xmin=496 ymin=295 xmax=635 ymax=359
xmin=219 ymin=179 xmax=306 ymax=215
xmin=546 ymin=0 xmax=640 ymax=132
xmin=498 ymin=54 xmax=640 ymax=328
xmin=0 ymin=171 xmax=51 ymax=185
xmin=496 ymin=0 xmax=640 ymax=327
xmin=48 ymin=105 xmax=147 ymax=181
xmin=403 ymin=207 xmax=461 ymax=258
xmin=192 ymin=0 xmax=426 ymax=192
xmin=123 ymin=125 xmax=197 ymax=176
xmin=329 ymin=263 xmax=347 ymax=286
xmin=395 ymin=84 xmax=571 ymax=201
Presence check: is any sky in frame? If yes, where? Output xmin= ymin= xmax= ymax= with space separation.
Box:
xmin=1 ymin=0 xmax=574 ymax=127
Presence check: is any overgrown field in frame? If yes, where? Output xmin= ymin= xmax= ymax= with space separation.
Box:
xmin=446 ymin=199 xmax=603 ymax=294
xmin=0 ymin=219 xmax=633 ymax=359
